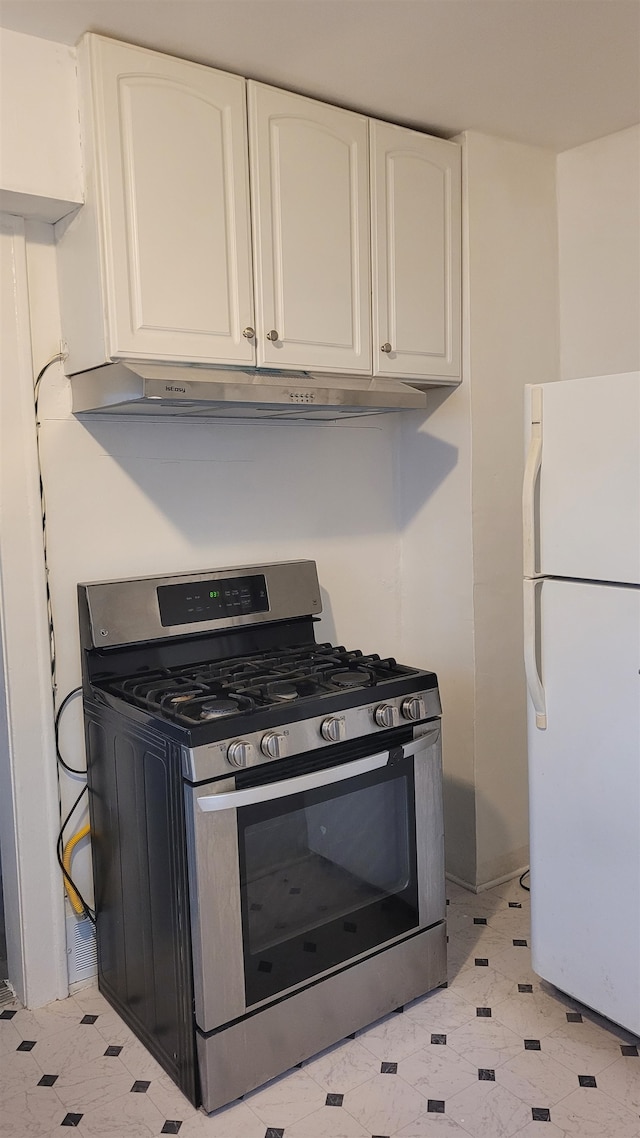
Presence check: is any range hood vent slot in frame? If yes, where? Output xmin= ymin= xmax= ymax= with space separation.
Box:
xmin=69 ymin=362 xmax=427 ymax=420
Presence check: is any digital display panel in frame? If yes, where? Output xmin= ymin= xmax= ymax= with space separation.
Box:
xmin=157 ymin=574 xmax=269 ymax=627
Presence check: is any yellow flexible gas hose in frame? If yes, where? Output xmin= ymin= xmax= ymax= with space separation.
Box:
xmin=62 ymin=824 xmax=90 ymax=915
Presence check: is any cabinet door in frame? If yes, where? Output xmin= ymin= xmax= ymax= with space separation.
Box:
xmin=371 ymin=121 xmax=461 ymax=381
xmin=248 ymin=82 xmax=371 ymax=374
xmin=89 ymin=36 xmax=255 ymax=364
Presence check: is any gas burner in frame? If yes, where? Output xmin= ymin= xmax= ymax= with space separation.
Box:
xmin=198 ymin=698 xmax=242 ymax=721
xmin=172 ymin=692 xmax=256 ymax=724
xmin=328 ymin=668 xmax=374 ymax=689
xmin=267 ymin=681 xmax=300 ymax=702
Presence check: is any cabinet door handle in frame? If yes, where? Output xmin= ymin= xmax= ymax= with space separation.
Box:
xmin=266 ymin=329 xmax=279 ymax=342
xmin=381 ymin=342 xmax=392 ymax=353
xmin=242 ymin=326 xmax=255 ymax=339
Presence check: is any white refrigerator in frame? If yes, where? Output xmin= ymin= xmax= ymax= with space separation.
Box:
xmin=523 ymin=372 xmax=640 ymax=1036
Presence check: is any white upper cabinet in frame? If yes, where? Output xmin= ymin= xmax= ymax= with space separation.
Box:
xmin=248 ymin=82 xmax=372 ymax=374
xmin=57 ymin=36 xmax=255 ymax=372
xmin=57 ymin=35 xmax=461 ymax=387
xmin=371 ymin=120 xmax=461 ymax=382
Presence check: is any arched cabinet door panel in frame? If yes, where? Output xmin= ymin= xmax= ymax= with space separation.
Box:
xmin=248 ymin=81 xmax=372 ymax=375
xmin=371 ymin=120 xmax=461 ymax=382
xmin=60 ymin=35 xmax=255 ymax=370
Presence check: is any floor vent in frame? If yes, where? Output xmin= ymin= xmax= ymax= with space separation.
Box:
xmin=66 ymin=912 xmax=97 ymax=984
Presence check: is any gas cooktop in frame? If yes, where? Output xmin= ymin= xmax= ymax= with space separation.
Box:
xmin=103 ymin=643 xmax=423 ymax=726
xmin=79 ymin=560 xmax=440 ymax=779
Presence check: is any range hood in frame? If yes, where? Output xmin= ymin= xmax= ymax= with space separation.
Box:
xmin=69 ymin=361 xmax=427 ymax=420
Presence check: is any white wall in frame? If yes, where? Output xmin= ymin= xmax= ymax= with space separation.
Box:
xmin=557 ymin=124 xmax=640 ymax=379
xmin=0 ymin=29 xmax=82 ymax=221
xmin=465 ymin=132 xmax=558 ymax=886
xmin=401 ymin=133 xmax=559 ymax=889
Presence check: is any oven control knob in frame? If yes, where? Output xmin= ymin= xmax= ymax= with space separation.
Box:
xmin=401 ymin=696 xmax=426 ymax=722
xmin=261 ymin=731 xmax=287 ymax=760
xmin=375 ymin=703 xmax=399 ymax=729
xmin=320 ymin=715 xmax=346 ymax=743
xmin=227 ymin=740 xmax=254 ymax=768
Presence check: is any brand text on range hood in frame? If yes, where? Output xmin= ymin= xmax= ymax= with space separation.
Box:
xmin=69 ymin=362 xmax=427 ymax=420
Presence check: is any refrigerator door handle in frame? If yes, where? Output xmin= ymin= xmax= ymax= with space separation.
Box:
xmin=524 ymin=578 xmax=547 ymax=729
xmin=523 ymin=386 xmax=542 ymax=578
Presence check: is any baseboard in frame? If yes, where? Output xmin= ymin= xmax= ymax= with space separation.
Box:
xmin=69 ymin=977 xmax=98 ymax=996
xmin=475 ymin=865 xmax=530 ymax=893
xmin=446 ymin=865 xmax=530 ymax=895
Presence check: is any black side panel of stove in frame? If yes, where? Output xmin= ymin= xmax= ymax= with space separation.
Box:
xmin=84 ymin=701 xmax=199 ymax=1106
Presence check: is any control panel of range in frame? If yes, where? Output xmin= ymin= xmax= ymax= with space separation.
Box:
xmin=185 ymin=689 xmax=441 ymax=781
xmin=157 ymin=573 xmax=268 ymax=627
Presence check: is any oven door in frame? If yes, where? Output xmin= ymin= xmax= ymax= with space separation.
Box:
xmin=185 ymin=725 xmax=443 ymax=1032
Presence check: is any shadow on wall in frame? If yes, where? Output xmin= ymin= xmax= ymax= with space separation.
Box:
xmin=443 ymin=773 xmax=521 ymax=895
xmin=68 ymin=414 xmax=403 ymax=546
xmin=396 ymin=389 xmax=460 ymax=529
xmin=316 ymin=586 xmax=337 ymax=646
xmin=443 ymin=773 xmax=477 ymax=890
xmin=60 ymin=384 xmax=460 ymax=543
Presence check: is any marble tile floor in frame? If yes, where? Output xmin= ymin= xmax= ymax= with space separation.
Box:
xmin=1 ymin=876 xmax=638 ymax=1138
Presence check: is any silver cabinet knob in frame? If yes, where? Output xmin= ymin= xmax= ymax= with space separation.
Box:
xmin=320 ymin=715 xmax=346 ymax=743
xmin=242 ymin=326 xmax=255 ymax=339
xmin=381 ymin=342 xmax=392 ymax=353
xmin=374 ymin=703 xmax=399 ymax=729
xmin=227 ymin=740 xmax=254 ymax=768
xmin=401 ymin=696 xmax=426 ymax=723
xmin=260 ymin=731 xmax=287 ymax=760
xmin=266 ymin=329 xmax=279 ymax=342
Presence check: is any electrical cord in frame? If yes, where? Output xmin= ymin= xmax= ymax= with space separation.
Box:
xmin=56 ymin=783 xmax=95 ymax=926
xmin=520 ymin=869 xmax=530 ymax=892
xmin=55 ymin=686 xmax=85 ymax=775
xmin=34 ymin=355 xmax=94 ymax=923
xmin=55 ymin=685 xmax=93 ymax=921
xmin=34 ymin=351 xmax=66 ymax=694
xmin=34 ymin=353 xmax=65 ymax=407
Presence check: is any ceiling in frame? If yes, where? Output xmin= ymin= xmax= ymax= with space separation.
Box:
xmin=1 ymin=0 xmax=639 ymax=151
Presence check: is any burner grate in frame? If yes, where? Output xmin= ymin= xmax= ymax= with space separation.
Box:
xmin=101 ymin=642 xmax=419 ymax=725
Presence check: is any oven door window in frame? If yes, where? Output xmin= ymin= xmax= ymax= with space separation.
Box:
xmin=238 ymin=755 xmax=418 ymax=1005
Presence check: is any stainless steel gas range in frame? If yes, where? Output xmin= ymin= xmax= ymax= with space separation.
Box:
xmin=78 ymin=560 xmax=446 ymax=1112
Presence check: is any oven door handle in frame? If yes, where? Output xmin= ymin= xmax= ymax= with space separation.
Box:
xmin=196 ymin=734 xmax=435 ymax=813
